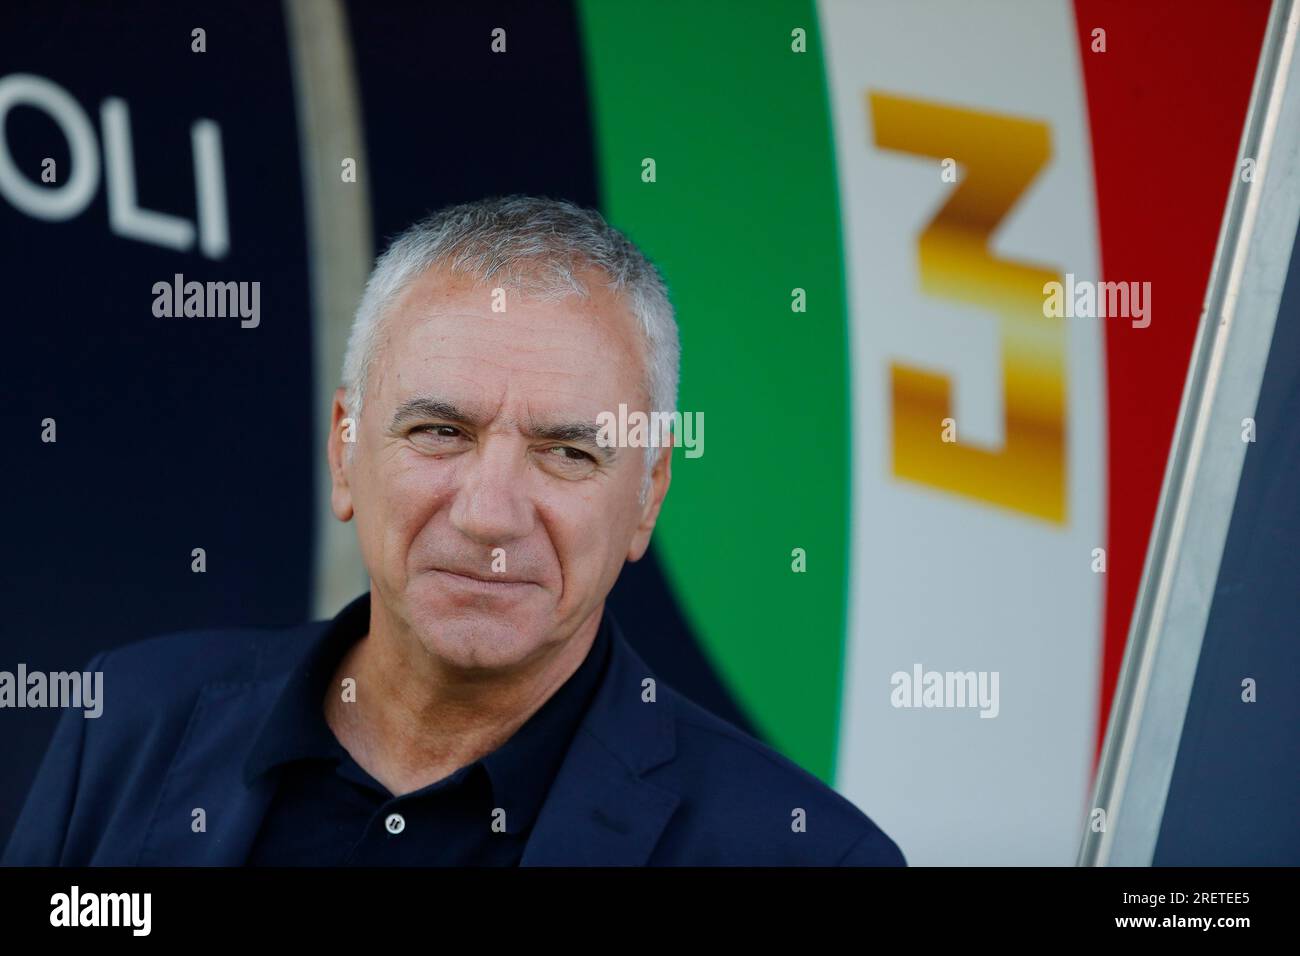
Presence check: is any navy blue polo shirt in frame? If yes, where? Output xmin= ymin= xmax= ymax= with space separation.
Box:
xmin=243 ymin=595 xmax=611 ymax=866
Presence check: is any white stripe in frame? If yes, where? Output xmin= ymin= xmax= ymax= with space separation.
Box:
xmin=820 ymin=0 xmax=1106 ymax=865
xmin=284 ymin=0 xmax=373 ymax=617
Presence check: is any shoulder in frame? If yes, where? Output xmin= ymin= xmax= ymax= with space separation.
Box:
xmin=92 ymin=616 xmax=323 ymax=712
xmin=62 ymin=618 xmax=324 ymax=804
xmin=653 ymin=687 xmax=906 ymax=866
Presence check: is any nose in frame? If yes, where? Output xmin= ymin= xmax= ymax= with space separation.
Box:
xmin=447 ymin=435 xmax=536 ymax=545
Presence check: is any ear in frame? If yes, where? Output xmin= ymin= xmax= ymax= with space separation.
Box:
xmin=327 ymin=387 xmax=355 ymax=522
xmin=626 ymin=431 xmax=673 ymax=563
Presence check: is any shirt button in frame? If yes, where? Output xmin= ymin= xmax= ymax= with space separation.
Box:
xmin=384 ymin=813 xmax=405 ymax=835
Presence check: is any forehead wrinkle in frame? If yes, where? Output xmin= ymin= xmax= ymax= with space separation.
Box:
xmin=402 ymin=344 xmax=634 ymax=408
xmin=423 ymin=326 xmax=628 ymax=370
xmin=384 ymin=295 xmax=649 ymax=434
xmin=387 ymin=394 xmax=582 ymax=438
xmin=395 ymin=291 xmax=644 ymax=379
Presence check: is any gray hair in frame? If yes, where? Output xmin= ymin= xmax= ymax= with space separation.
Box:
xmin=341 ymin=195 xmax=679 ymax=486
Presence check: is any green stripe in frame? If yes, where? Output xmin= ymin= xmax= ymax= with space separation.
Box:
xmin=577 ymin=0 xmax=852 ymax=782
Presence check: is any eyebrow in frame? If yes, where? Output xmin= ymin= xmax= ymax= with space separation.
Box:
xmin=388 ymin=397 xmax=618 ymax=462
xmin=389 ymin=398 xmax=469 ymax=430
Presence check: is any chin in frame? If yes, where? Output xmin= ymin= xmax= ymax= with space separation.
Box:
xmin=404 ymin=580 xmax=550 ymax=670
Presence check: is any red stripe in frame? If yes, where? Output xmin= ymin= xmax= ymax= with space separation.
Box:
xmin=1071 ymin=0 xmax=1271 ymax=770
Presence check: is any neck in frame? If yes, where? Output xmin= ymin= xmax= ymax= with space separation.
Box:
xmin=323 ymin=591 xmax=602 ymax=797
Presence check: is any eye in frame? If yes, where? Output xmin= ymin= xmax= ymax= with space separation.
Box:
xmin=548 ymin=445 xmax=594 ymax=462
xmin=408 ymin=424 xmax=464 ymax=439
xmin=407 ymin=424 xmax=470 ymax=453
xmin=537 ymin=444 xmax=599 ymax=479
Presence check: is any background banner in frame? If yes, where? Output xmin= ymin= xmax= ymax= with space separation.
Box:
xmin=0 ymin=0 xmax=1278 ymax=865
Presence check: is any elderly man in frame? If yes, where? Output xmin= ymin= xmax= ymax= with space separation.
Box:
xmin=3 ymin=196 xmax=904 ymax=867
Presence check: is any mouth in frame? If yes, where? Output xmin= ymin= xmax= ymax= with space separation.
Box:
xmin=430 ymin=568 xmax=540 ymax=594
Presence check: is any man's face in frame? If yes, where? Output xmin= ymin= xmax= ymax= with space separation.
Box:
xmin=328 ymin=265 xmax=670 ymax=671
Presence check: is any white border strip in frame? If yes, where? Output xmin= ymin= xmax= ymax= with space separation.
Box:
xmin=283 ymin=0 xmax=373 ymax=618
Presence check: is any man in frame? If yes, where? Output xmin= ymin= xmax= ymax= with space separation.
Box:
xmin=3 ymin=196 xmax=904 ymax=866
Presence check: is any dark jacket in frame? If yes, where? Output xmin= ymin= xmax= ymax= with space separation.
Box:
xmin=2 ymin=600 xmax=906 ymax=866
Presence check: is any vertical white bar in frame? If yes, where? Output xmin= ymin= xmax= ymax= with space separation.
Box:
xmin=283 ymin=0 xmax=374 ymax=618
xmin=820 ymin=0 xmax=1106 ymax=865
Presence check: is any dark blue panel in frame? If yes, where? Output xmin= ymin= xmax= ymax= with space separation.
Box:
xmin=1 ymin=1 xmax=314 ymax=844
xmin=347 ymin=0 xmax=602 ymax=238
xmin=1153 ymin=218 xmax=1300 ymax=865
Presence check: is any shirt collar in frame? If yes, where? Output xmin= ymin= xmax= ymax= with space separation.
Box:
xmin=478 ymin=612 xmax=610 ymax=832
xmin=244 ymin=592 xmax=372 ymax=782
xmin=243 ymin=592 xmax=612 ymax=834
